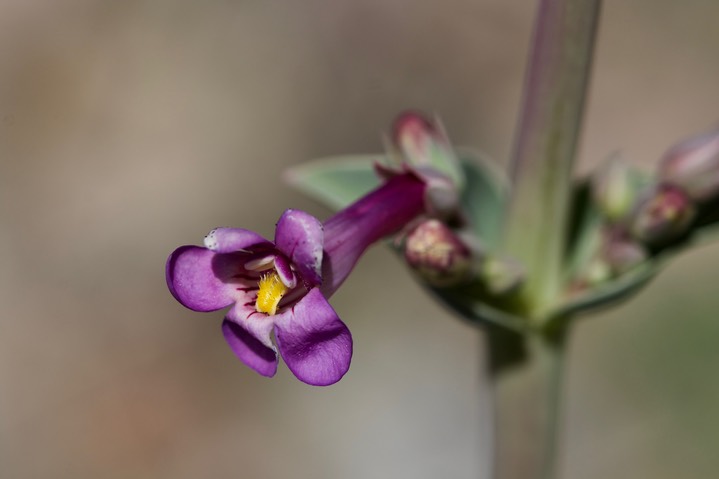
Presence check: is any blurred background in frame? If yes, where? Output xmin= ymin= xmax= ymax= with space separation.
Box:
xmin=1 ymin=0 xmax=718 ymax=478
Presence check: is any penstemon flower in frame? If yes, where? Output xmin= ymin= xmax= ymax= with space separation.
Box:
xmin=160 ymin=0 xmax=719 ymax=475
xmin=166 ymin=171 xmax=432 ymax=385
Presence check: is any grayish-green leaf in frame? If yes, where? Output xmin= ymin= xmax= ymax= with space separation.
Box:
xmin=426 ymin=282 xmax=527 ymax=333
xmin=283 ymin=155 xmax=383 ymax=211
xmin=426 ymin=141 xmax=467 ymax=191
xmin=563 ymin=181 xmax=603 ymax=283
xmin=456 ymin=148 xmax=509 ymax=251
xmin=550 ymin=261 xmax=659 ymax=321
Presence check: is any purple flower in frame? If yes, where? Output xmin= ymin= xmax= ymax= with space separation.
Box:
xmin=166 ymin=172 xmax=428 ymax=385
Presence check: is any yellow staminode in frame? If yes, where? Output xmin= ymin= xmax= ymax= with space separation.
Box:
xmin=256 ymin=271 xmax=288 ymax=316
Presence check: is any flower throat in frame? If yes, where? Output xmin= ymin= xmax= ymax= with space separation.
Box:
xmin=256 ymin=271 xmax=288 ymax=316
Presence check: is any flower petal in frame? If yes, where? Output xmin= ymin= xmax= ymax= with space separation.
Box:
xmin=322 ymin=172 xmax=426 ymax=297
xmin=274 ymin=209 xmax=324 ymax=286
xmin=166 ymin=246 xmax=236 ymax=312
xmin=222 ymin=319 xmax=278 ymax=377
xmin=226 ymin=302 xmax=276 ymax=349
xmin=273 ymin=255 xmax=296 ymax=288
xmin=204 ymin=227 xmax=272 ymax=253
xmin=274 ymin=288 xmax=352 ymax=386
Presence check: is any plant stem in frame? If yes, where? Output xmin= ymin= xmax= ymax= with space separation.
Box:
xmin=488 ymin=326 xmax=568 ymax=479
xmin=503 ymin=0 xmax=602 ymax=319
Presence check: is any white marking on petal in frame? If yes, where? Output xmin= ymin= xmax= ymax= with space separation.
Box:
xmin=204 ymin=229 xmax=219 ymax=250
xmin=246 ymin=255 xmax=276 ymax=272
xmin=274 ymin=255 xmax=297 ymax=289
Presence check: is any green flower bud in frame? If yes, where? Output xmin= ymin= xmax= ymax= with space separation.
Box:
xmin=591 ymin=154 xmax=641 ymax=221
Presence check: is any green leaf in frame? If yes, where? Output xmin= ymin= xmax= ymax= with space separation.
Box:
xmin=693 ymin=224 xmax=719 ymax=245
xmin=456 ymin=148 xmax=509 ymax=251
xmin=690 ymin=197 xmax=719 ymax=245
xmin=563 ymin=180 xmax=603 ymax=282
xmin=426 ymin=142 xmax=466 ymax=191
xmin=550 ymin=261 xmax=659 ymax=321
xmin=283 ymin=155 xmax=383 ymax=211
xmin=428 ymin=284 xmax=527 ymax=332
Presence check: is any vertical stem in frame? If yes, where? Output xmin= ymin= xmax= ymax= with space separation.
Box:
xmin=503 ymin=0 xmax=601 ymax=318
xmin=488 ymin=327 xmax=568 ymax=479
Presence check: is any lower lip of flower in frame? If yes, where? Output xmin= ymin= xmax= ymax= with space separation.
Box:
xmin=255 ymin=270 xmax=289 ymax=316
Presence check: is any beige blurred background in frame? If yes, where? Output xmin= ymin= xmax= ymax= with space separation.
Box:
xmin=1 ymin=1 xmax=718 ymax=478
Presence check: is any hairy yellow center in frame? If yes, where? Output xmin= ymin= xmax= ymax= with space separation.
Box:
xmin=255 ymin=271 xmax=288 ymax=316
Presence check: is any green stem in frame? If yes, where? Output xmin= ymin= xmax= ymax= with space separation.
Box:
xmin=503 ymin=0 xmax=602 ymax=319
xmin=488 ymin=326 xmax=568 ymax=479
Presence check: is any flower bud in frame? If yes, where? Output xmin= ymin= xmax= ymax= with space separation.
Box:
xmin=591 ymin=154 xmax=639 ymax=221
xmin=658 ymin=128 xmax=719 ymax=202
xmin=404 ymin=219 xmax=472 ymax=287
xmin=391 ymin=111 xmax=464 ymax=189
xmin=392 ymin=111 xmax=445 ymax=163
xmin=575 ymin=235 xmax=646 ymax=288
xmin=604 ymin=237 xmax=647 ymax=274
xmin=630 ymin=184 xmax=696 ymax=245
